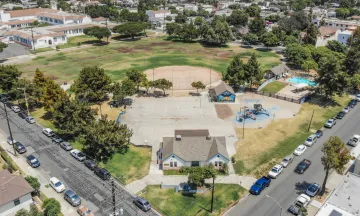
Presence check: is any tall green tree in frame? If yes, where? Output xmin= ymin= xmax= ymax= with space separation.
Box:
xmin=165 ymin=23 xmax=180 ymax=35
xmin=243 ymin=33 xmax=259 ymax=45
xmin=33 ymin=68 xmax=48 ymax=89
xmin=175 ymin=13 xmax=188 ymax=23
xmin=245 ymin=53 xmax=263 ymax=88
xmin=83 ymin=26 xmax=111 ymax=42
xmin=153 ymin=78 xmax=173 ymax=96
xmin=336 ymin=8 xmax=350 ymax=19
xmin=187 ymin=165 xmax=217 ymax=186
xmin=301 ymin=60 xmax=318 ymax=73
xmin=112 ymin=79 xmax=136 ymax=101
xmin=227 ymin=10 xmax=248 ymax=27
xmin=203 ymin=20 xmax=233 ymax=45
xmin=326 ymin=40 xmax=347 ymax=53
xmin=82 ymin=117 xmax=133 ymax=163
xmin=16 ymin=209 xmax=30 ymax=216
xmin=316 ymin=55 xmax=349 ymax=99
xmin=285 ymin=43 xmax=312 ymax=67
xmin=24 ymin=176 xmax=40 ymax=196
xmin=283 ymin=35 xmax=298 ymax=46
xmin=0 ymin=42 xmax=8 ymax=52
xmin=53 ymin=98 xmax=96 ymax=139
xmin=303 ymin=23 xmax=318 ymax=46
xmin=178 ymin=21 xmax=199 ymax=41
xmin=113 ymin=22 xmax=147 ymax=39
xmin=0 ymin=65 xmax=22 ymax=92
xmin=245 ymin=4 xmax=261 ymax=17
xmin=42 ymin=198 xmax=61 ymax=216
xmin=42 ymin=78 xmax=68 ymax=112
xmin=223 ymin=54 xmax=246 ymax=86
xmin=320 ymin=136 xmax=351 ymax=195
xmin=191 ymin=81 xmax=206 ymax=93
xmin=125 ymin=69 xmax=147 ymax=91
xmin=344 ymin=27 xmax=360 ymax=75
xmin=141 ymin=79 xmax=154 ymax=94
xmin=260 ymin=32 xmax=280 ymax=49
xmin=340 ymin=0 xmax=352 ymax=8
xmin=248 ymin=17 xmax=265 ymax=36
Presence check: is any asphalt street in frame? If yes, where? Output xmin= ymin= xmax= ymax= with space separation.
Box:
xmin=0 ymin=104 xmax=158 ymax=216
xmin=227 ymin=102 xmax=360 ymax=216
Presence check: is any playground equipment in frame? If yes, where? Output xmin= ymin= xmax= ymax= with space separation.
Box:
xmin=253 ymin=104 xmax=270 ymax=116
xmin=116 ymin=110 xmax=126 ymax=125
xmin=236 ymin=103 xmax=270 ymax=122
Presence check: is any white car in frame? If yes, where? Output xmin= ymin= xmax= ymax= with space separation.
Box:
xmin=7 ymin=136 xmax=16 ymax=145
xmin=343 ymin=107 xmax=350 ymax=113
xmin=42 ymin=128 xmax=55 ymax=137
xmin=268 ymin=164 xmax=283 ymax=178
xmin=11 ymin=106 xmax=21 ymax=113
xmin=26 ymin=116 xmax=36 ymax=124
xmin=70 ymin=149 xmax=86 ymax=162
xmin=49 ymin=177 xmax=65 ymax=193
xmin=294 ymin=145 xmax=307 ymax=156
xmin=357 ymin=94 xmax=360 ymax=102
xmin=348 ymin=134 xmax=360 ymax=147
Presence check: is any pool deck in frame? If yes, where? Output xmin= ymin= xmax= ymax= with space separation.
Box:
xmin=276 ymin=84 xmax=311 ymax=99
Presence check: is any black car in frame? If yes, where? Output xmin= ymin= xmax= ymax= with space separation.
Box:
xmin=94 ymin=167 xmax=111 ymax=180
xmin=18 ymin=111 xmax=28 ymax=119
xmin=26 ymin=155 xmax=40 ymax=168
xmin=336 ymin=111 xmax=345 ymax=119
xmin=295 ymin=159 xmax=311 ymax=174
xmin=14 ymin=142 xmax=26 ymax=154
xmin=52 ymin=136 xmax=64 ymax=144
xmin=84 ymin=160 xmax=96 ymax=171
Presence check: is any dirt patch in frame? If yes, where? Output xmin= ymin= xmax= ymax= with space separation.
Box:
xmin=150 ymin=42 xmax=172 ymax=46
xmin=215 ymin=104 xmax=234 ymax=119
xmin=116 ymin=48 xmax=134 ymax=53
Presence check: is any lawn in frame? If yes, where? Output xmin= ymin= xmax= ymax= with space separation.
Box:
xmin=31 ymin=108 xmax=55 ymax=130
xmin=35 ymin=47 xmax=54 ymax=53
xmin=143 ymin=184 xmax=246 ymax=216
xmin=261 ymin=81 xmax=287 ymax=93
xmin=58 ymin=35 xmax=99 ymax=49
xmin=17 ymin=36 xmax=281 ymax=84
xmin=233 ymin=95 xmax=351 ymax=176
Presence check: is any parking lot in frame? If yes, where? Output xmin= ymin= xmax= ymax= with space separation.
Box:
xmin=0 ymin=43 xmax=30 ymax=60
xmin=0 ymin=104 xmax=159 ymax=216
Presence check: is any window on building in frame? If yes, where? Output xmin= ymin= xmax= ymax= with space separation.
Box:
xmin=214 ymin=161 xmax=218 ymax=166
xmin=343 ymin=36 xmax=345 ymax=39
xmin=170 ymin=162 xmax=173 ymax=167
xmin=219 ymin=162 xmax=223 ymax=167
xmin=54 ymin=37 xmax=57 ymax=42
xmin=174 ymin=162 xmax=177 ymax=167
xmin=14 ymin=198 xmax=20 ymax=206
xmin=62 ymin=36 xmax=65 ymax=40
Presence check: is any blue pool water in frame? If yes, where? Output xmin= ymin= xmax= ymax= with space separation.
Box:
xmin=287 ymin=77 xmax=317 ymax=87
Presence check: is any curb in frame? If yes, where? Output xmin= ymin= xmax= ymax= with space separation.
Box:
xmin=221 ymin=193 xmax=250 ymax=216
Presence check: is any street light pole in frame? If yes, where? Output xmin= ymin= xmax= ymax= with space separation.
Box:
xmin=265 ymin=195 xmax=283 ymax=216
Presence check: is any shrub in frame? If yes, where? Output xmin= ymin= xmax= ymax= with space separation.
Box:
xmin=55 ymin=45 xmax=60 ymax=50
xmin=77 ymin=42 xmax=81 ymax=47
xmin=231 ymin=157 xmax=236 ymax=164
xmin=42 ymin=198 xmax=61 ymax=216
xmin=0 ymin=152 xmax=18 ymax=172
xmin=221 ymin=163 xmax=229 ymax=175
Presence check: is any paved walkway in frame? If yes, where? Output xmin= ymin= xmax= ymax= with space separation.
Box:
xmin=0 ymin=131 xmax=78 ymax=216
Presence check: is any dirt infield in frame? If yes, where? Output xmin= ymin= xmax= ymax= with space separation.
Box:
xmin=144 ymin=66 xmax=221 ymax=90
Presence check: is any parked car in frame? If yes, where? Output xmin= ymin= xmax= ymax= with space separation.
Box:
xmin=315 ymin=130 xmax=323 ymax=138
xmin=14 ymin=142 xmax=26 ymax=154
xmin=64 ymin=190 xmax=81 ymax=207
xmin=336 ymin=111 xmax=345 ymax=119
xmin=50 ymin=177 xmax=65 ymax=193
xmin=18 ymin=111 xmax=28 ymax=119
xmin=288 ymin=194 xmax=311 ymax=215
xmin=70 ymin=149 xmax=86 ymax=162
xmin=25 ymin=116 xmax=36 ymax=124
xmin=7 ymin=136 xmax=16 ymax=145
xmin=357 ymin=94 xmax=360 ymax=102
xmin=268 ymin=164 xmax=283 ymax=178
xmin=42 ymin=128 xmax=55 ymax=137
xmin=305 ymin=183 xmax=321 ymax=197
xmin=304 ymin=134 xmax=317 ymax=147
xmin=280 ymin=155 xmax=294 ymax=168
xmin=84 ymin=160 xmax=96 ymax=171
xmin=26 ymin=155 xmax=40 ymax=168
xmin=348 ymin=134 xmax=360 ymax=147
xmin=324 ymin=118 xmax=336 ymax=128
xmin=133 ymin=197 xmax=152 ymax=212
xmin=60 ymin=142 xmax=72 ymax=151
xmin=77 ymin=205 xmax=94 ymax=216
xmin=249 ymin=176 xmax=271 ymax=195
xmin=11 ymin=105 xmax=21 ymax=113
xmin=348 ymin=101 xmax=356 ymax=108
xmin=295 ymin=159 xmax=312 ymax=174
xmin=343 ymin=107 xmax=350 ymax=113
xmin=52 ymin=136 xmax=64 ymax=144
xmin=350 ymin=99 xmax=358 ymax=106
xmin=94 ymin=167 xmax=111 ymax=180
xmin=293 ymin=145 xmax=307 ymax=156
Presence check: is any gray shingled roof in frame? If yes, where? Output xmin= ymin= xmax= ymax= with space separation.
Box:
xmin=271 ymin=64 xmax=289 ymax=75
xmin=209 ymin=82 xmax=235 ymax=97
xmin=162 ymin=133 xmax=229 ymax=162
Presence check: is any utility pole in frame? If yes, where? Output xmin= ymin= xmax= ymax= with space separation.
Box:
xmin=106 ymin=18 xmax=109 ymax=43
xmin=3 ymin=102 xmax=17 ymax=156
xmin=30 ymin=27 xmax=36 ymax=54
xmin=18 ymin=88 xmax=29 ymax=116
xmin=112 ymin=178 xmax=116 ymax=216
xmin=308 ymin=110 xmax=315 ymax=132
xmin=153 ymin=68 xmax=154 ymax=81
xmin=210 ymin=176 xmax=215 ymax=213
xmin=242 ymin=107 xmax=245 ymax=139
xmin=210 ymin=67 xmax=212 ymax=88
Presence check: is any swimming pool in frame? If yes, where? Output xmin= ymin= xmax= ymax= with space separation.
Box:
xmin=287 ymin=77 xmax=317 ymax=87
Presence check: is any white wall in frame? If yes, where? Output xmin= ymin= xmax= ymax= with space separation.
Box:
xmin=315 ymin=33 xmax=337 ymax=47
xmin=163 ymin=154 xmax=186 ymax=169
xmin=0 ymin=10 xmax=11 ymax=22
xmin=0 ymin=193 xmax=32 ymax=216
xmin=338 ymin=31 xmax=351 ymax=45
xmin=154 ymin=12 xmax=170 ymax=18
xmin=82 ymin=16 xmax=92 ymax=24
xmin=208 ymin=154 xmax=229 ymax=167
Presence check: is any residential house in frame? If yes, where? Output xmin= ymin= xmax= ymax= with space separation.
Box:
xmin=313 ymin=18 xmax=360 ymax=31
xmin=160 ymin=130 xmax=230 ymax=170
xmin=214 ymin=9 xmax=232 ymax=17
xmin=315 ymin=26 xmax=338 ymax=47
xmin=338 ymin=30 xmax=353 ymax=45
xmin=208 ymin=82 xmax=236 ymax=102
xmin=0 ymin=170 xmax=34 ymax=216
xmin=201 ymin=4 xmax=214 ymax=13
xmin=315 ymin=173 xmax=360 ymax=216
xmin=264 ymin=64 xmax=289 ymax=80
xmin=183 ymin=4 xmax=198 ymax=12
xmin=146 ymin=10 xmax=171 ymax=19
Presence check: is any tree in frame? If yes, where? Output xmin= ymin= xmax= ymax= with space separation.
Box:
xmin=245 ymin=4 xmax=261 ymax=17
xmin=316 ymin=55 xmax=349 ymax=99
xmin=260 ymin=32 xmax=280 ymax=48
xmin=0 ymin=65 xmax=22 ymax=92
xmin=82 ymin=117 xmax=132 ymax=163
xmin=83 ymin=26 xmax=111 ymax=42
xmin=248 ymin=17 xmax=265 ymax=36
xmin=326 ymin=40 xmax=347 ymax=53
xmin=278 ymin=11 xmax=309 ymax=34
xmin=187 ymin=165 xmax=217 ymax=186
xmin=16 ymin=209 xmax=30 ymax=216
xmin=165 ymin=16 xmax=172 ymax=21
xmin=283 ymin=35 xmax=298 ymax=46
xmin=153 ymin=78 xmax=173 ymax=96
xmin=57 ymin=0 xmax=71 ymax=11
xmin=125 ymin=69 xmax=147 ymax=91
xmin=178 ymin=21 xmax=199 ymax=41
xmin=223 ymin=54 xmax=246 ymax=86
xmin=227 ymin=10 xmax=248 ymax=27
xmin=301 ymin=60 xmax=318 ymax=73
xmin=285 ymin=43 xmax=312 ymax=67
xmin=175 ymin=13 xmax=188 ymax=23
xmin=243 ymin=33 xmax=259 ymax=45
xmin=112 ymin=79 xmax=136 ymax=101
xmin=265 ymin=14 xmax=280 ymax=22
xmin=349 ymin=74 xmax=360 ymax=91
xmin=303 ymin=23 xmax=318 ymax=46
xmin=165 ymin=23 xmax=180 ymax=36
xmin=33 ymin=68 xmax=48 ymax=89
xmin=42 ymin=198 xmax=61 ymax=216
xmin=141 ymin=79 xmax=154 ymax=94
xmin=344 ymin=27 xmax=360 ymax=75
xmin=320 ymin=136 xmax=351 ymax=195
xmin=340 ymin=0 xmax=352 ymax=8
xmin=53 ymin=98 xmax=96 ymax=139
xmin=245 ymin=53 xmax=263 ymax=88
xmin=0 ymin=42 xmax=8 ymax=52
xmin=42 ymin=79 xmax=68 ymax=112
xmin=203 ymin=20 xmax=233 ymax=45
xmin=113 ymin=22 xmax=147 ymax=39
xmin=191 ymin=81 xmax=206 ymax=93
xmin=336 ymin=8 xmax=350 ymax=19
xmin=24 ymin=176 xmax=40 ymax=196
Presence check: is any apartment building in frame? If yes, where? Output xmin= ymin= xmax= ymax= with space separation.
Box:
xmin=313 ymin=18 xmax=360 ymax=31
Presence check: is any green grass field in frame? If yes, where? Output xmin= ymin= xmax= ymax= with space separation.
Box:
xmin=143 ymin=184 xmax=246 ymax=216
xmin=17 ymin=36 xmax=281 ymax=83
xmin=261 ymin=81 xmax=287 ymax=93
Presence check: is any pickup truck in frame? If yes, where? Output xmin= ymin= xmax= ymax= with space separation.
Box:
xmin=249 ymin=176 xmax=271 ymax=195
xmin=294 ymin=159 xmax=311 ymax=174
xmin=288 ymin=194 xmax=311 ymax=215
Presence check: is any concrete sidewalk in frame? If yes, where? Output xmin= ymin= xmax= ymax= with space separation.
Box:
xmin=0 ymin=131 xmax=78 ymax=216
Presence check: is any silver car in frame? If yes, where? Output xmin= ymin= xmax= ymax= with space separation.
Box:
xmin=60 ymin=142 xmax=73 ymax=151
xmin=280 ymin=155 xmax=294 ymax=168
xmin=305 ymin=183 xmax=321 ymax=197
xmin=304 ymin=135 xmax=317 ymax=147
xmin=26 ymin=116 xmax=36 ymax=124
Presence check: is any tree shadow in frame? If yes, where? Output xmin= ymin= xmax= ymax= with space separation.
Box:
xmin=306 ymin=95 xmax=340 ymax=108
xmin=117 ymin=145 xmax=129 ymax=154
xmin=199 ymin=41 xmax=229 ymax=48
xmin=92 ymin=41 xmax=110 ymax=46
xmin=189 ymin=92 xmax=201 ymax=96
xmin=295 ymin=181 xmax=311 ymax=195
xmin=255 ymin=47 xmax=271 ymax=52
xmin=111 ymin=35 xmax=142 ymax=41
